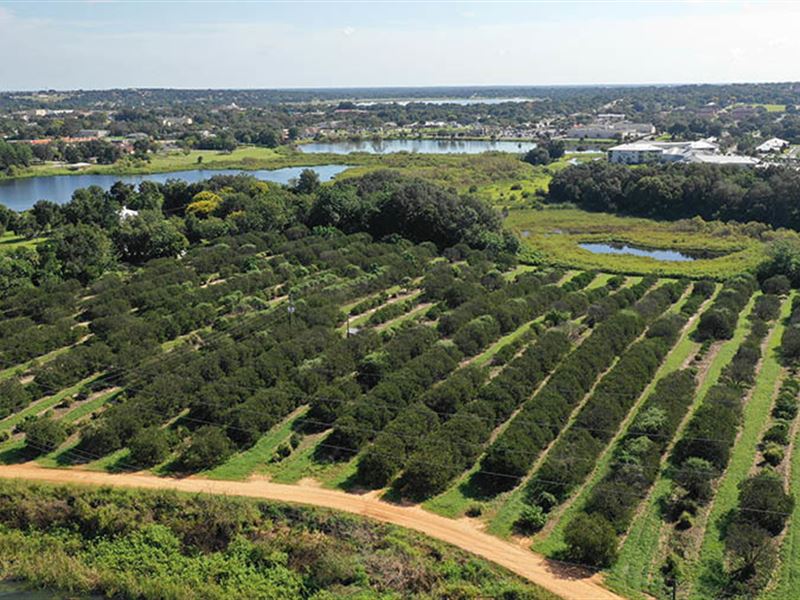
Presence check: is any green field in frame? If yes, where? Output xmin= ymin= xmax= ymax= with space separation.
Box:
xmin=0 ymin=232 xmax=44 ymax=252
xmin=506 ymin=208 xmax=767 ymax=278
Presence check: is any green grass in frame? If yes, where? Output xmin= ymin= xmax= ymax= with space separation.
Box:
xmin=161 ymin=326 xmax=211 ymax=352
xmin=507 ymin=208 xmax=767 ymax=279
xmin=472 ymin=154 xmax=598 ymax=208
xmin=5 ymin=146 xmax=350 ymax=179
xmin=487 ymin=484 xmax=532 ymax=537
xmin=471 ymin=315 xmax=543 ymax=369
xmin=533 ymin=287 xmax=713 ymax=557
xmin=85 ymin=448 xmax=131 ymax=472
xmin=502 ymin=264 xmax=539 ymax=281
xmin=689 ymin=295 xmax=793 ymax=599
xmin=0 ymin=232 xmax=44 ymax=252
xmin=375 ymin=301 xmax=432 ymax=331
xmin=607 ymin=293 xmax=760 ymax=599
xmin=203 ymin=406 xmax=308 ymax=481
xmin=0 ymin=375 xmax=98 ymax=436
xmin=0 ymin=344 xmax=74 ymax=383
xmin=340 ymin=284 xmax=403 ymax=315
xmin=61 ymin=388 xmax=121 ymax=424
xmin=423 ymin=462 xmax=489 ymax=518
xmin=764 ymin=404 xmax=800 ymax=598
xmin=260 ymin=430 xmax=346 ymax=485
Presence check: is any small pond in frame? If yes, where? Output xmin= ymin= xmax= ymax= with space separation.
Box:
xmin=0 ymin=164 xmax=349 ymax=211
xmin=299 ymin=139 xmax=536 ymax=155
xmin=578 ymin=242 xmax=698 ymax=262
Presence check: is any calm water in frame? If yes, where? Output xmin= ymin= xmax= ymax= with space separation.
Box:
xmin=0 ymin=165 xmax=349 ymax=211
xmin=354 ymin=97 xmax=532 ymax=106
xmin=579 ymin=242 xmax=697 ymax=262
xmin=299 ymin=139 xmax=536 ymax=155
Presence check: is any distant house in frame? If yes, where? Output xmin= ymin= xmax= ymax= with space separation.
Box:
xmin=596 ymin=113 xmax=627 ymax=122
xmin=118 ymin=207 xmax=139 ymax=221
xmin=77 ymin=129 xmax=110 ymax=139
xmin=567 ymin=121 xmax=655 ymax=140
xmin=756 ymin=137 xmax=789 ymax=153
xmin=161 ymin=116 xmax=193 ymax=127
xmin=685 ymin=154 xmax=759 ymax=166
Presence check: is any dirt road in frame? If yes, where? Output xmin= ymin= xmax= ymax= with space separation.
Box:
xmin=0 ymin=463 xmax=622 ymax=600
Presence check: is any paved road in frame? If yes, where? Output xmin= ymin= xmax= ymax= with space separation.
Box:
xmin=0 ymin=463 xmax=624 ymax=600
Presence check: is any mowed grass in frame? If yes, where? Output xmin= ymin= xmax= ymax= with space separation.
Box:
xmin=506 ymin=208 xmax=767 ymax=279
xmin=606 ymin=294 xmax=760 ymax=599
xmin=259 ymin=428 xmax=353 ymax=486
xmin=689 ymin=294 xmax=793 ymax=599
xmin=0 ymin=232 xmax=44 ymax=252
xmin=0 ymin=375 xmax=99 ymax=436
xmin=202 ymin=406 xmax=309 ymax=481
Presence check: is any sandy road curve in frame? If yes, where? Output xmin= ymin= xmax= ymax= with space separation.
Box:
xmin=0 ymin=463 xmax=622 ymax=600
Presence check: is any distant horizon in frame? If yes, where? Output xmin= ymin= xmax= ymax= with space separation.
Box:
xmin=4 ymin=81 xmax=799 ymax=95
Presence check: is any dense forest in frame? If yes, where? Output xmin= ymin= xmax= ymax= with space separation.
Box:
xmin=548 ymin=161 xmax=800 ymax=231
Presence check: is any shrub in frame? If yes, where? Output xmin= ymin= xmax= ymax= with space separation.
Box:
xmin=465 ymin=504 xmax=483 ymax=518
xmin=563 ymin=513 xmax=618 ymax=567
xmin=696 ymin=308 xmax=736 ymax=340
xmin=753 ymin=294 xmax=781 ymax=322
xmin=673 ymin=457 xmax=715 ymax=502
xmin=736 ymin=470 xmax=794 ymax=535
xmin=514 ymin=504 xmax=547 ymax=535
xmin=25 ymin=416 xmax=67 ymax=455
xmin=762 ymin=275 xmax=791 ymax=296
xmin=128 ymin=427 xmax=171 ymax=467
xmin=781 ymin=326 xmax=800 ymax=361
xmin=179 ymin=426 xmax=233 ymax=472
xmin=762 ymin=421 xmax=790 ymax=445
xmin=762 ymin=443 xmax=785 ymax=467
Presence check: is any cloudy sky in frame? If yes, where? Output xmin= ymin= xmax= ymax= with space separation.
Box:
xmin=1 ymin=1 xmax=798 ymax=90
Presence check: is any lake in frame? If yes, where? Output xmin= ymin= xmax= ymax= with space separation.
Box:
xmin=579 ymin=242 xmax=697 ymax=262
xmin=299 ymin=139 xmax=536 ymax=155
xmin=354 ymin=97 xmax=533 ymax=106
xmin=0 ymin=165 xmax=349 ymax=212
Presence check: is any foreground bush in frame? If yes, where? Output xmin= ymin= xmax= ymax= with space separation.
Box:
xmin=0 ymin=481 xmax=555 ymax=600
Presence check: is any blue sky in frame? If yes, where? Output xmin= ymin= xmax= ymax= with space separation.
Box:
xmin=1 ymin=1 xmax=798 ymax=90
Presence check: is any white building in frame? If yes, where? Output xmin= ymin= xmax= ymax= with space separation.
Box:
xmin=607 ymin=143 xmax=665 ymax=164
xmin=567 ymin=122 xmax=655 ymax=140
xmin=77 ymin=129 xmax=110 ymax=139
xmin=756 ymin=137 xmax=789 ymax=153
xmin=608 ymin=140 xmax=756 ymax=167
xmin=118 ymin=207 xmax=139 ymax=222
